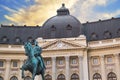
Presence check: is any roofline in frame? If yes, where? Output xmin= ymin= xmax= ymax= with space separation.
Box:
xmin=82 ymin=17 xmax=120 ymax=25
xmin=0 ymin=24 xmax=42 ymax=28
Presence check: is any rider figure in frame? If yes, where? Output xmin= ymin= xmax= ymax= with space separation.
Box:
xmin=33 ymin=40 xmax=46 ymax=70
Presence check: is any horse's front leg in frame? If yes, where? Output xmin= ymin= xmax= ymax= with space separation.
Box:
xmin=32 ymin=65 xmax=37 ymax=80
xmin=20 ymin=67 xmax=25 ymax=78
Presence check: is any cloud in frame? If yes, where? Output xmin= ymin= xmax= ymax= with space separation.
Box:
xmin=71 ymin=0 xmax=120 ymax=23
xmin=3 ymin=0 xmax=120 ymax=26
xmin=0 ymin=5 xmax=18 ymax=13
xmin=4 ymin=0 xmax=76 ymax=26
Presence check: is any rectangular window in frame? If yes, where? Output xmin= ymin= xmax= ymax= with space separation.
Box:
xmin=0 ymin=61 xmax=4 ymax=67
xmin=13 ymin=61 xmax=18 ymax=67
xmin=46 ymin=60 xmax=51 ymax=65
xmin=71 ymin=58 xmax=77 ymax=64
xmin=107 ymin=57 xmax=112 ymax=63
xmin=59 ymin=59 xmax=63 ymax=65
xmin=93 ymin=58 xmax=98 ymax=65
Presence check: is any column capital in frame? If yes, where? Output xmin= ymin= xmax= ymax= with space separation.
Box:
xmin=114 ymin=53 xmax=119 ymax=57
xmin=6 ymin=59 xmax=11 ymax=62
xmin=52 ymin=56 xmax=56 ymax=60
xmin=65 ymin=56 xmax=69 ymax=61
xmin=65 ymin=56 xmax=69 ymax=58
xmin=100 ymin=55 xmax=105 ymax=59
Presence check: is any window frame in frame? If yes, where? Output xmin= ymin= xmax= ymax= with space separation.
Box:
xmin=104 ymin=31 xmax=112 ymax=39
xmin=58 ymin=59 xmax=64 ymax=65
xmin=92 ymin=57 xmax=100 ymax=65
xmin=91 ymin=32 xmax=98 ymax=40
xmin=0 ymin=60 xmax=4 ymax=68
xmin=107 ymin=72 xmax=117 ymax=80
xmin=71 ymin=73 xmax=79 ymax=80
xmin=45 ymin=74 xmax=52 ymax=80
xmin=10 ymin=76 xmax=18 ymax=80
xmin=106 ymin=55 xmax=114 ymax=64
xmin=93 ymin=73 xmax=102 ymax=80
xmin=57 ymin=74 xmax=65 ymax=80
xmin=71 ymin=58 xmax=77 ymax=64
xmin=11 ymin=60 xmax=18 ymax=68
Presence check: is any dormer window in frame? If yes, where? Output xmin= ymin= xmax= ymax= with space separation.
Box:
xmin=66 ymin=24 xmax=72 ymax=30
xmin=27 ymin=37 xmax=33 ymax=43
xmin=91 ymin=33 xmax=98 ymax=40
xmin=117 ymin=28 xmax=120 ymax=37
xmin=1 ymin=36 xmax=8 ymax=43
xmin=15 ymin=37 xmax=21 ymax=44
xmin=51 ymin=25 xmax=56 ymax=31
xmin=104 ymin=31 xmax=112 ymax=39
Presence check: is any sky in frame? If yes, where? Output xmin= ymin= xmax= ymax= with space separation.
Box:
xmin=0 ymin=0 xmax=120 ymax=26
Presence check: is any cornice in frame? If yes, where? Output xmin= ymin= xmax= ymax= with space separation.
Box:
xmin=88 ymin=43 xmax=120 ymax=51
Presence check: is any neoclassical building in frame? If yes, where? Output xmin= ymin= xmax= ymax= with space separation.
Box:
xmin=0 ymin=4 xmax=120 ymax=80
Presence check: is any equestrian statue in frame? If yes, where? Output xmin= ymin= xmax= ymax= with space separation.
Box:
xmin=20 ymin=40 xmax=46 ymax=80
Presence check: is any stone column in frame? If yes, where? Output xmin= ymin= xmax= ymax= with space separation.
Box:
xmin=78 ymin=56 xmax=83 ymax=80
xmin=65 ymin=56 xmax=69 ymax=80
xmin=52 ymin=57 xmax=56 ymax=80
xmin=100 ymin=55 xmax=106 ymax=80
xmin=19 ymin=59 xmax=24 ymax=80
xmin=114 ymin=54 xmax=120 ymax=79
xmin=83 ymin=51 xmax=89 ymax=80
xmin=5 ymin=59 xmax=11 ymax=80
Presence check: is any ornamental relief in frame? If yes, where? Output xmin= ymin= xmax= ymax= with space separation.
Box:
xmin=42 ymin=40 xmax=83 ymax=50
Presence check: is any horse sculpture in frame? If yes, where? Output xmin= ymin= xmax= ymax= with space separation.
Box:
xmin=20 ymin=42 xmax=45 ymax=80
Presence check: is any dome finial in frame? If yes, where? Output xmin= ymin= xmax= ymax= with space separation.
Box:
xmin=62 ymin=3 xmax=65 ymax=7
xmin=57 ymin=3 xmax=70 ymax=15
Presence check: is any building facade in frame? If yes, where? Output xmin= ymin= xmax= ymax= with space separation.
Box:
xmin=0 ymin=4 xmax=120 ymax=80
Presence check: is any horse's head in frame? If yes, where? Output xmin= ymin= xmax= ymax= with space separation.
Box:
xmin=24 ymin=42 xmax=32 ymax=56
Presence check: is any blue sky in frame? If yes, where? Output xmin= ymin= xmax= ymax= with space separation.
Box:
xmin=0 ymin=0 xmax=120 ymax=26
xmin=94 ymin=0 xmax=120 ymax=12
xmin=0 ymin=0 xmax=35 ymax=24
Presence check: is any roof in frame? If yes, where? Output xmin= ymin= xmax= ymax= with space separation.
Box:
xmin=0 ymin=25 xmax=43 ymax=44
xmin=0 ymin=17 xmax=120 ymax=44
xmin=42 ymin=4 xmax=82 ymax=39
xmin=83 ymin=17 xmax=120 ymax=41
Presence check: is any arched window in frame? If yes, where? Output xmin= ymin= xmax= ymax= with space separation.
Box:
xmin=57 ymin=74 xmax=65 ymax=80
xmin=66 ymin=24 xmax=72 ymax=30
xmin=0 ymin=76 xmax=3 ymax=80
xmin=93 ymin=73 xmax=102 ymax=80
xmin=107 ymin=72 xmax=117 ymax=80
xmin=91 ymin=32 xmax=98 ymax=40
xmin=66 ymin=24 xmax=72 ymax=37
xmin=104 ymin=31 xmax=112 ymax=39
xmin=1 ymin=36 xmax=8 ymax=43
xmin=15 ymin=37 xmax=21 ymax=44
xmin=45 ymin=74 xmax=52 ymax=80
xmin=10 ymin=76 xmax=18 ymax=80
xmin=51 ymin=25 xmax=56 ymax=38
xmin=51 ymin=25 xmax=56 ymax=31
xmin=24 ymin=76 xmax=31 ymax=80
xmin=71 ymin=73 xmax=79 ymax=80
xmin=117 ymin=28 xmax=120 ymax=37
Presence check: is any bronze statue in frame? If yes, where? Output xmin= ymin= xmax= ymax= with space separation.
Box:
xmin=20 ymin=41 xmax=45 ymax=80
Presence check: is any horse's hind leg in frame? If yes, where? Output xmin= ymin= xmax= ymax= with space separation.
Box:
xmin=41 ymin=74 xmax=45 ymax=80
xmin=32 ymin=67 xmax=37 ymax=80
